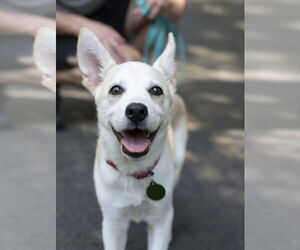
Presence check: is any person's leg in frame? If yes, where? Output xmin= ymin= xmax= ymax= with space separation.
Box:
xmin=56 ymin=35 xmax=77 ymax=130
xmin=165 ymin=0 xmax=186 ymax=22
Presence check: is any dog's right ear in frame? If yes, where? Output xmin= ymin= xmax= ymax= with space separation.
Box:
xmin=77 ymin=28 xmax=116 ymax=93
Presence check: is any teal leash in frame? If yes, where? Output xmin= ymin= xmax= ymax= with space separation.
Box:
xmin=135 ymin=0 xmax=186 ymax=85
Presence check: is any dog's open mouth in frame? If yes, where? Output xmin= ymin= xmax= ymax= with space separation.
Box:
xmin=112 ymin=127 xmax=159 ymax=158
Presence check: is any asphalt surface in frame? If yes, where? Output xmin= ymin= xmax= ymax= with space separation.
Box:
xmin=57 ymin=0 xmax=244 ymax=250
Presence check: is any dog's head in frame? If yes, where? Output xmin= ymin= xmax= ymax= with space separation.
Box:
xmin=33 ymin=28 xmax=56 ymax=92
xmin=77 ymin=28 xmax=177 ymax=160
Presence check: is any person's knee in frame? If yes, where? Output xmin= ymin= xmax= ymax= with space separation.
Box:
xmin=165 ymin=0 xmax=186 ymax=22
xmin=122 ymin=44 xmax=142 ymax=61
xmin=129 ymin=48 xmax=142 ymax=61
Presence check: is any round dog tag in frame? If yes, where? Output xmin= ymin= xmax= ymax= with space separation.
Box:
xmin=146 ymin=180 xmax=166 ymax=201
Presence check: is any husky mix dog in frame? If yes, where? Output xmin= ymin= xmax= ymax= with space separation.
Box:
xmin=77 ymin=28 xmax=188 ymax=250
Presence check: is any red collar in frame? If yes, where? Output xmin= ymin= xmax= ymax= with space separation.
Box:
xmin=106 ymin=158 xmax=160 ymax=180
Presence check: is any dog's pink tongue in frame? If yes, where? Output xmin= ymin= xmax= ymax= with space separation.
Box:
xmin=121 ymin=137 xmax=150 ymax=153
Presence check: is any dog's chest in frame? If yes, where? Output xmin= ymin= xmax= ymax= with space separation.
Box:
xmin=94 ymin=168 xmax=170 ymax=222
xmin=95 ymin=173 xmax=152 ymax=208
xmin=121 ymin=200 xmax=159 ymax=223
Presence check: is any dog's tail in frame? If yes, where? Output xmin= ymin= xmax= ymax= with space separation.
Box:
xmin=169 ymin=95 xmax=188 ymax=184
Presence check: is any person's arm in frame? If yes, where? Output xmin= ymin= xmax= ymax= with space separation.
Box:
xmin=57 ymin=10 xmax=131 ymax=63
xmin=56 ymin=10 xmax=89 ymax=35
xmin=0 ymin=11 xmax=55 ymax=36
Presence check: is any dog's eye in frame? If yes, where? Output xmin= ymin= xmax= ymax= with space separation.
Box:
xmin=109 ymin=85 xmax=124 ymax=95
xmin=149 ymin=86 xmax=163 ymax=96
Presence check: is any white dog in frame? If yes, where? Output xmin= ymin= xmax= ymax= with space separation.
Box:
xmin=33 ymin=27 xmax=56 ymax=92
xmin=77 ymin=28 xmax=188 ymax=250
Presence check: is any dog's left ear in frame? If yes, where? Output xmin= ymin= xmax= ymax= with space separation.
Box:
xmin=77 ymin=28 xmax=116 ymax=93
xmin=34 ymin=28 xmax=56 ymax=92
xmin=153 ymin=33 xmax=176 ymax=84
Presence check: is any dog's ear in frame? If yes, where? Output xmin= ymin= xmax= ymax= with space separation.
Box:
xmin=153 ymin=33 xmax=176 ymax=83
xmin=77 ymin=28 xmax=116 ymax=93
xmin=33 ymin=28 xmax=56 ymax=92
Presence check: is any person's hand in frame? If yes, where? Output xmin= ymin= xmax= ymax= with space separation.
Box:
xmin=147 ymin=0 xmax=167 ymax=19
xmin=86 ymin=21 xmax=129 ymax=63
xmin=134 ymin=0 xmax=167 ymax=20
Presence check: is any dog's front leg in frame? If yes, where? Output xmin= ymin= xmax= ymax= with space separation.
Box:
xmin=102 ymin=217 xmax=129 ymax=250
xmin=148 ymin=206 xmax=174 ymax=250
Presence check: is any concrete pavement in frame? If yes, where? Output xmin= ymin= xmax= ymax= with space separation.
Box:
xmin=0 ymin=36 xmax=56 ymax=250
xmin=245 ymin=1 xmax=300 ymax=250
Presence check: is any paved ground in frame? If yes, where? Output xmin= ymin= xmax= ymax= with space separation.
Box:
xmin=245 ymin=1 xmax=300 ymax=250
xmin=0 ymin=36 xmax=56 ymax=250
xmin=57 ymin=0 xmax=244 ymax=249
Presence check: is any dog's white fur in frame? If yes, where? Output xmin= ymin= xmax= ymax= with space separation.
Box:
xmin=33 ymin=27 xmax=56 ymax=92
xmin=77 ymin=28 xmax=188 ymax=250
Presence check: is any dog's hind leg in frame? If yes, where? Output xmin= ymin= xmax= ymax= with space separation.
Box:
xmin=170 ymin=94 xmax=188 ymax=182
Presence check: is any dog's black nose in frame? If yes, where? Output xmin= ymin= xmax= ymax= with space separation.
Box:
xmin=126 ymin=103 xmax=148 ymax=124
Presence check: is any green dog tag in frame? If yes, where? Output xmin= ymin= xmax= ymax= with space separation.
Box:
xmin=146 ymin=180 xmax=166 ymax=201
